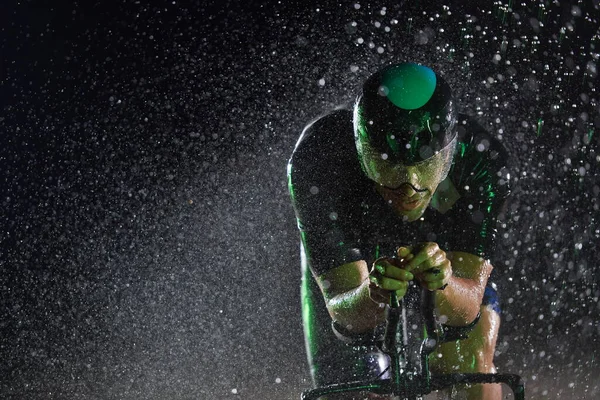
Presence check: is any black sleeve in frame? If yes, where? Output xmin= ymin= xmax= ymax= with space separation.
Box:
xmin=449 ymin=118 xmax=512 ymax=259
xmin=287 ymin=111 xmax=366 ymax=276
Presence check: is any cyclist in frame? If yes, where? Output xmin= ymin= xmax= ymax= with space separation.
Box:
xmin=287 ymin=63 xmax=510 ymax=399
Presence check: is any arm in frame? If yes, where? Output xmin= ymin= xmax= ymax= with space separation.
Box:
xmin=314 ymin=246 xmax=491 ymax=333
xmin=404 ymin=244 xmax=493 ymax=326
xmin=315 ymin=260 xmax=385 ymax=334
xmin=315 ymin=258 xmax=412 ymax=334
xmin=436 ymin=251 xmax=492 ymax=326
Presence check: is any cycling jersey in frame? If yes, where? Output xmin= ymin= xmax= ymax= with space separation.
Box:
xmin=288 ymin=108 xmax=510 ymax=386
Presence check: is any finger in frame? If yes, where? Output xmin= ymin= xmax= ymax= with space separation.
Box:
xmin=380 ymin=264 xmax=414 ymax=281
xmin=420 ymin=270 xmax=450 ymax=283
xmin=405 ymin=252 xmax=431 ymax=273
xmin=368 ymin=283 xmax=390 ymax=304
xmin=372 ymin=261 xmax=387 ymax=276
xmin=418 ymin=250 xmax=446 ymax=270
xmin=394 ymin=286 xmax=408 ymax=299
xmin=420 ymin=269 xmax=443 ymax=282
xmin=373 ymin=258 xmax=395 ymax=274
xmin=389 ymin=254 xmax=413 ymax=269
xmin=426 ymin=281 xmax=446 ymax=291
xmin=421 ymin=260 xmax=451 ymax=281
xmin=424 ymin=279 xmax=450 ymax=291
xmin=404 ymin=243 xmax=435 ymax=271
xmin=396 ymin=246 xmax=412 ymax=259
xmin=378 ymin=277 xmax=408 ymax=291
xmin=405 ymin=243 xmax=441 ymax=272
xmin=373 ymin=261 xmax=394 ymax=276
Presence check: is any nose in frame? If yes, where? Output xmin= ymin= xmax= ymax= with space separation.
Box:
xmin=393 ymin=166 xmax=420 ymax=192
xmin=397 ymin=183 xmax=417 ymax=197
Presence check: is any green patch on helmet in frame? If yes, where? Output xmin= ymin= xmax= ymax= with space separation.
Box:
xmin=381 ymin=63 xmax=437 ymax=110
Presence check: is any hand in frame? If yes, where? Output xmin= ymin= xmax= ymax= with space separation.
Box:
xmin=401 ymin=243 xmax=453 ymax=291
xmin=368 ymin=256 xmax=414 ymax=304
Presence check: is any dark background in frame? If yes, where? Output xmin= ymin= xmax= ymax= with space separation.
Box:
xmin=1 ymin=0 xmax=599 ymax=398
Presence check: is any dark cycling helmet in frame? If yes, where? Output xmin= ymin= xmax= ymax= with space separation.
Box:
xmin=354 ymin=63 xmax=457 ymax=167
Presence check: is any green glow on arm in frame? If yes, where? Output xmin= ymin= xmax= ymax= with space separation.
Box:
xmin=458 ymin=142 xmax=467 ymax=158
xmin=286 ymin=162 xmax=296 ymax=202
xmin=472 ymin=159 xmax=483 ymax=176
xmin=474 ymin=165 xmax=489 ymax=180
xmin=300 ymin=268 xmax=318 ymax=356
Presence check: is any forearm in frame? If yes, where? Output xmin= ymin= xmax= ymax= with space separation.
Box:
xmin=436 ymin=275 xmax=486 ymax=326
xmin=325 ymin=279 xmax=387 ymax=333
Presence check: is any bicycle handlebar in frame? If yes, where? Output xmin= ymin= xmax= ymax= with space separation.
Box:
xmin=301 ymin=288 xmax=525 ymax=400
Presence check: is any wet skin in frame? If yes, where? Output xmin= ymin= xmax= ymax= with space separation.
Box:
xmin=369 ymin=141 xmax=454 ymax=222
xmin=375 ymin=182 xmax=432 ymax=222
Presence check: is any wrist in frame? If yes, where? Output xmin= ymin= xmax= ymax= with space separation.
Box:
xmin=367 ymin=278 xmax=389 ymax=304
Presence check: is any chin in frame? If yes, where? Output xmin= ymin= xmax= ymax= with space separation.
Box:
xmin=395 ymin=207 xmax=425 ymax=222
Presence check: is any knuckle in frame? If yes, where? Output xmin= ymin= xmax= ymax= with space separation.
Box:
xmin=383 ymin=258 xmax=395 ymax=267
xmin=374 ymin=257 xmax=391 ymax=267
xmin=381 ymin=278 xmax=395 ymax=290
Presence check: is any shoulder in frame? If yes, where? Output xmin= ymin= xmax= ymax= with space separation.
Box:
xmin=435 ymin=116 xmax=511 ymax=258
xmin=451 ymin=115 xmax=511 ymax=195
xmin=288 ymin=108 xmax=356 ymax=180
xmin=290 ymin=108 xmax=354 ymax=162
xmin=455 ymin=115 xmax=510 ymax=164
xmin=287 ymin=107 xmax=366 ymax=229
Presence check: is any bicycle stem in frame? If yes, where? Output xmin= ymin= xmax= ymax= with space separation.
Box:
xmin=300 ymin=287 xmax=525 ymax=399
xmin=382 ymin=289 xmax=440 ymax=396
xmin=420 ymin=289 xmax=440 ymax=394
xmin=382 ymin=291 xmax=405 ymax=392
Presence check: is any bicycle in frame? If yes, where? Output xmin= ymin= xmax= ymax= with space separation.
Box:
xmin=301 ymin=288 xmax=525 ymax=400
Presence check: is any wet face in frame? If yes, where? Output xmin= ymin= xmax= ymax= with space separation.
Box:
xmin=375 ymin=180 xmax=434 ymax=222
xmin=359 ymin=138 xmax=456 ymax=221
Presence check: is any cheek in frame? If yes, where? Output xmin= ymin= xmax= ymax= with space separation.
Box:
xmin=417 ymin=168 xmax=441 ymax=190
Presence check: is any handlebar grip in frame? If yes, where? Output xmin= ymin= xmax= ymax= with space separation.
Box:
xmin=389 ymin=290 xmax=400 ymax=308
xmin=421 ymin=288 xmax=438 ymax=340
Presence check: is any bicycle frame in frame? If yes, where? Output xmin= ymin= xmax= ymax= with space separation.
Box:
xmin=301 ymin=289 xmax=524 ymax=400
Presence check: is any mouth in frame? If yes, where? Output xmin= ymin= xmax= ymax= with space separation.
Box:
xmin=376 ymin=184 xmax=427 ymax=213
xmin=384 ymin=192 xmax=423 ymax=211
xmin=398 ymin=197 xmax=422 ymax=211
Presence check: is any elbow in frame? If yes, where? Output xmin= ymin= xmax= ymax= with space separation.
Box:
xmin=437 ymin=277 xmax=485 ymax=326
xmin=463 ymin=306 xmax=482 ymax=326
xmin=440 ymin=307 xmax=480 ymax=327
